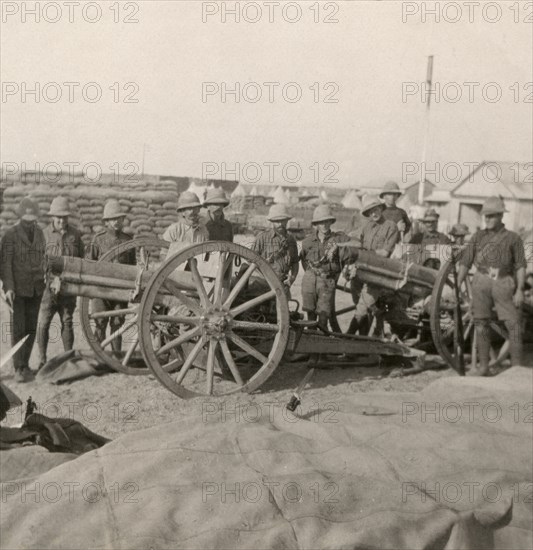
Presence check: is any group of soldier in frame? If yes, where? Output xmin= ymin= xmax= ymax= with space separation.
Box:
xmin=0 ymin=181 xmax=527 ymax=382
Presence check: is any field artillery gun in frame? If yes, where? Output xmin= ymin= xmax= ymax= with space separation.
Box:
xmin=47 ymin=239 xmax=522 ymax=397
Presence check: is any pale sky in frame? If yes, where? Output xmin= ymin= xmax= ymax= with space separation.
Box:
xmin=1 ymin=1 xmax=531 ymax=188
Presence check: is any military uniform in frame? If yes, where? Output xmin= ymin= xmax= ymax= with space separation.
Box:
xmin=382 ymin=205 xmax=411 ymax=234
xmin=300 ymin=230 xmax=349 ymax=317
xmin=86 ymin=229 xmax=136 ymax=351
xmin=460 ymin=224 xmax=526 ymax=365
xmin=162 ymin=221 xmax=209 ymax=257
xmin=252 ymin=228 xmax=299 ymax=281
xmin=37 ymin=224 xmax=85 ymax=365
xmin=345 ymin=198 xmax=401 ymax=335
xmin=204 ymin=213 xmax=234 ymax=242
xmin=0 ymin=222 xmax=45 ymax=373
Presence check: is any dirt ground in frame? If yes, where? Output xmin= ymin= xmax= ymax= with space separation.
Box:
xmin=2 ymin=241 xmax=532 ymax=441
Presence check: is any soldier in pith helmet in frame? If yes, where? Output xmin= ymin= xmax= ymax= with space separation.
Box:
xmin=37 ymin=197 xmax=85 ymax=369
xmin=379 ymin=181 xmax=411 ymax=236
xmin=163 ymin=191 xmax=209 ymax=257
xmin=251 ymin=204 xmax=299 ymax=297
xmin=203 ymin=188 xmax=233 ymax=242
xmin=300 ymin=205 xmax=350 ymax=331
xmin=458 ymin=196 xmax=526 ymax=375
xmin=86 ymin=199 xmax=136 ymax=353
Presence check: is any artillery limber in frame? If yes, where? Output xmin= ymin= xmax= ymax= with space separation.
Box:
xmin=47 ymin=238 xmax=518 ymax=398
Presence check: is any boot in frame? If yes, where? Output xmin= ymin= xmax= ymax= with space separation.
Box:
xmin=14 ymin=368 xmax=35 ymax=383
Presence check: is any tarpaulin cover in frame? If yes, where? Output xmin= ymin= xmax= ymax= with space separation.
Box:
xmin=1 ymin=367 xmax=532 ymax=550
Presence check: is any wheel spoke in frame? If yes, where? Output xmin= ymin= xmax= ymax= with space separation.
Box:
xmin=175 ymin=337 xmax=205 ymax=384
xmin=122 ymin=334 xmax=139 ymax=366
xmin=162 ymin=281 xmax=203 ymax=316
xmin=206 ymin=339 xmax=218 ymax=395
xmin=220 ymin=339 xmax=244 ymax=386
xmin=90 ymin=307 xmax=137 ymax=319
xmin=228 ymin=331 xmax=268 ymax=365
xmin=232 ymin=320 xmax=279 ymax=332
xmin=213 ymin=252 xmax=229 ymax=307
xmin=101 ymin=315 xmax=138 ymax=348
xmin=223 ymin=263 xmax=257 ymax=308
xmin=189 ymin=257 xmax=211 ymax=308
xmin=150 ymin=314 xmax=200 ymax=325
xmin=230 ymin=289 xmax=276 ymax=317
xmin=156 ymin=326 xmax=202 ymax=356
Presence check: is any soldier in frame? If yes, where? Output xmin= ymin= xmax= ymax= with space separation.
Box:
xmin=37 ymin=197 xmax=85 ymax=369
xmin=300 ymin=205 xmax=350 ymax=331
xmin=0 ymin=198 xmax=45 ymax=382
xmin=86 ymin=200 xmax=136 ymax=353
xmin=457 ymin=196 xmax=526 ymax=376
xmin=163 ymin=191 xmax=209 ymax=257
xmin=203 ymin=188 xmax=233 ymax=242
xmin=343 ymin=195 xmax=400 ymax=335
xmin=410 ymin=208 xmax=451 ymax=270
xmin=379 ymin=181 xmax=411 ymax=239
xmin=410 ymin=208 xmax=451 ymax=245
xmin=252 ymin=204 xmax=299 ymax=296
xmin=449 ymin=223 xmax=470 ymax=247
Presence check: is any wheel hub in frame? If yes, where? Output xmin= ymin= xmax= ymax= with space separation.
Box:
xmin=200 ymin=308 xmax=232 ymax=338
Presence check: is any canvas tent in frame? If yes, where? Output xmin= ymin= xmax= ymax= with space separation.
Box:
xmin=272 ymin=186 xmax=288 ymax=204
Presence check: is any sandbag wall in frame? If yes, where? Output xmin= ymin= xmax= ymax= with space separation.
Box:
xmin=0 ymin=180 xmax=179 ymax=244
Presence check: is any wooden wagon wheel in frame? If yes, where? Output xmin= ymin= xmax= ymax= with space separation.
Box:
xmin=79 ymin=237 xmax=170 ymax=375
xmin=330 ymin=276 xmax=358 ymax=333
xmin=138 ymin=241 xmax=290 ymax=398
xmin=430 ymin=259 xmax=511 ymax=373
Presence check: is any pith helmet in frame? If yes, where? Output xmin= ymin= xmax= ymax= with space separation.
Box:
xmin=312 ymin=204 xmax=336 ymax=224
xmin=204 ymin=188 xmax=229 ymax=206
xmin=49 ymin=196 xmax=70 ymax=216
xmin=379 ymin=181 xmax=402 ymax=198
xmin=17 ymin=197 xmax=39 ymax=221
xmin=361 ymin=195 xmax=385 ymax=217
xmin=268 ymin=203 xmax=292 ymax=222
xmin=177 ymin=192 xmax=202 ymax=211
xmin=102 ymin=199 xmax=125 ymax=220
xmin=422 ymin=208 xmax=440 ymax=221
xmin=481 ymin=196 xmax=507 ymax=215
xmin=449 ymin=223 xmax=470 ymax=236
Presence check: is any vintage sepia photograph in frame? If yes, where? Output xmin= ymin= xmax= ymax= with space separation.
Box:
xmin=1 ymin=1 xmax=532 ymax=548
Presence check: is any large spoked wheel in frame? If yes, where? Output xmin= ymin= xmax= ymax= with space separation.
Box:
xmin=79 ymin=237 xmax=169 ymax=375
xmin=430 ymin=260 xmax=511 ymax=373
xmin=138 ymin=241 xmax=290 ymax=398
xmin=330 ymin=277 xmax=358 ymax=334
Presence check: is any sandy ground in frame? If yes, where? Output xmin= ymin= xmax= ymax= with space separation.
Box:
xmin=2 ymin=239 xmax=532 ymax=441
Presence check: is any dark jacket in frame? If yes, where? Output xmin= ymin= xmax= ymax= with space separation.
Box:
xmin=0 ymin=223 xmax=46 ymax=297
xmin=43 ymin=224 xmax=85 ymax=259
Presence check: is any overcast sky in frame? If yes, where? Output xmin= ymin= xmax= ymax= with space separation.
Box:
xmin=1 ymin=1 xmax=531 ymax=188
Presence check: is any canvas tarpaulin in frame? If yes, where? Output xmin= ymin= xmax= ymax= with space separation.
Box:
xmin=0 ymin=367 xmax=531 ymax=549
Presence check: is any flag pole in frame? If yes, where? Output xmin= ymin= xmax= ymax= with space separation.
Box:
xmin=418 ymin=55 xmax=433 ymax=205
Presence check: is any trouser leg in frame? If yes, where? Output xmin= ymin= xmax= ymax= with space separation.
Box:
xmin=17 ymin=295 xmax=42 ymax=370
xmin=109 ymin=301 xmax=127 ymax=353
xmin=504 ymin=319 xmax=523 ymax=367
xmin=11 ymin=297 xmax=27 ymax=371
xmin=37 ymin=288 xmax=57 ymax=364
xmin=59 ymin=296 xmax=77 ymax=351
xmin=474 ymin=320 xmax=491 ymax=375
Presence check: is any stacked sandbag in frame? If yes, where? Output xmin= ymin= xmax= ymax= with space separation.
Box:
xmin=0 ymin=179 xmax=179 ymax=244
